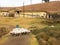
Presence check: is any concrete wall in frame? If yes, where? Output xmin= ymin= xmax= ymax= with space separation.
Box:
xmin=20 ymin=12 xmax=47 ymax=18
xmin=0 ymin=11 xmax=48 ymax=18
xmin=0 ymin=12 xmax=9 ymax=17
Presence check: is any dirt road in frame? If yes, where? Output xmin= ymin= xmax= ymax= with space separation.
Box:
xmin=1 ymin=34 xmax=30 ymax=45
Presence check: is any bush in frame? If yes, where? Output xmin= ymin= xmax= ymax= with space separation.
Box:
xmin=9 ymin=13 xmax=14 ymax=17
xmin=31 ymin=26 xmax=60 ymax=45
xmin=0 ymin=27 xmax=8 ymax=37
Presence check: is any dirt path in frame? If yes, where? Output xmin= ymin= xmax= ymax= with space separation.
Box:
xmin=1 ymin=34 xmax=30 ymax=45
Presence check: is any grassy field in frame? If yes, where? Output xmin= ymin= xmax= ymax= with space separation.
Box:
xmin=31 ymin=22 xmax=60 ymax=45
xmin=30 ymin=34 xmax=39 ymax=45
xmin=0 ymin=17 xmax=48 ymax=29
xmin=0 ymin=17 xmax=48 ymax=45
xmin=0 ymin=17 xmax=60 ymax=45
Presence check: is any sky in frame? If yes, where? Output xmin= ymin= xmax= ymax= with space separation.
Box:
xmin=0 ymin=0 xmax=59 ymax=7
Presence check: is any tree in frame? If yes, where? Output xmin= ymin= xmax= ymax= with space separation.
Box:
xmin=42 ymin=0 xmax=49 ymax=2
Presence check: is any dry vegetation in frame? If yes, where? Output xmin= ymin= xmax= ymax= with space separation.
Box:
xmin=0 ymin=17 xmax=47 ymax=37
xmin=0 ymin=17 xmax=47 ymax=45
xmin=0 ymin=16 xmax=60 ymax=45
xmin=31 ymin=21 xmax=60 ymax=45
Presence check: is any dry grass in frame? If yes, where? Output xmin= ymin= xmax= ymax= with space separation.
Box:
xmin=0 ymin=34 xmax=9 ymax=45
xmin=29 ymin=34 xmax=39 ymax=45
xmin=0 ymin=17 xmax=47 ymax=29
xmin=0 ymin=17 xmax=47 ymax=45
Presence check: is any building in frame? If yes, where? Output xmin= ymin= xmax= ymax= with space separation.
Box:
xmin=0 ymin=8 xmax=22 ymax=17
xmin=0 ymin=11 xmax=9 ymax=17
xmin=22 ymin=11 xmax=47 ymax=18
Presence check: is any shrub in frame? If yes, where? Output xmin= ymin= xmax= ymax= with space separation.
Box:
xmin=0 ymin=27 xmax=8 ymax=37
xmin=9 ymin=13 xmax=14 ymax=17
xmin=31 ymin=26 xmax=60 ymax=45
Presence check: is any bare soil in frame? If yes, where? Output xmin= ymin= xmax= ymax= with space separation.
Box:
xmin=1 ymin=34 xmax=30 ymax=45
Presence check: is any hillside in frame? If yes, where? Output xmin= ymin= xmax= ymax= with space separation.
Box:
xmin=19 ymin=1 xmax=60 ymax=12
xmin=0 ymin=1 xmax=60 ymax=13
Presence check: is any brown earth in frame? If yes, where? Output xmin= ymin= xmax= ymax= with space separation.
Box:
xmin=1 ymin=34 xmax=30 ymax=45
xmin=19 ymin=1 xmax=60 ymax=12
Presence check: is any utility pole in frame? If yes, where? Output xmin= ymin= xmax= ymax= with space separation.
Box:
xmin=30 ymin=0 xmax=33 ymax=17
xmin=23 ymin=2 xmax=25 ymax=17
